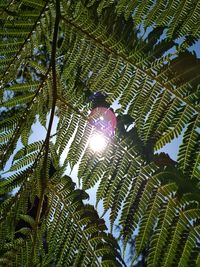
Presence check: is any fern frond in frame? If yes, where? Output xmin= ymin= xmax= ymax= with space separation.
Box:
xmin=0 ymin=130 xmax=15 ymax=144
xmin=13 ymin=141 xmax=43 ymax=162
xmin=135 ymin=186 xmax=165 ymax=253
xmin=22 ymin=0 xmax=45 ymax=9
xmin=155 ymin=104 xmax=195 ymax=150
xmin=2 ymin=93 xmax=35 ymax=108
xmin=161 ymin=209 xmax=200 ymax=267
xmin=147 ymin=198 xmax=177 ymax=267
xmin=178 ymin=225 xmax=200 ymax=267
xmin=1 ymin=1 xmax=200 ymax=266
xmin=56 ymin=112 xmax=81 ymax=156
xmin=60 ymin=4 xmax=199 ymax=173
xmin=93 ymin=0 xmax=200 ymax=38
xmin=67 ymin=121 xmax=92 ymax=169
xmin=142 ymin=90 xmax=172 ymax=142
xmin=9 ymin=152 xmax=38 ymax=172
xmin=109 ymin=159 xmax=140 ymax=227
xmin=0 ymin=168 xmax=31 ymax=194
xmin=177 ymin=114 xmax=200 ymax=178
xmin=46 ymin=175 xmax=125 ymax=267
xmin=5 ymin=82 xmax=40 ymax=92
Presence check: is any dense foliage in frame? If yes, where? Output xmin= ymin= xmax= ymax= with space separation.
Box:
xmin=0 ymin=0 xmax=200 ymax=266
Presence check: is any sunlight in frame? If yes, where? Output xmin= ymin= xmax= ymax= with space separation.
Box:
xmin=89 ymin=133 xmax=108 ymax=152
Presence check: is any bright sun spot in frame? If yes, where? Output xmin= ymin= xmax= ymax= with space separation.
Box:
xmin=89 ymin=133 xmax=107 ymax=152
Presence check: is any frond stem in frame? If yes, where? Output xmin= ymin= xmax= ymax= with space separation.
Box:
xmin=30 ymin=0 xmax=60 ymax=264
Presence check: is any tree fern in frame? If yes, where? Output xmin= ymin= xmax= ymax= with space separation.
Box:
xmin=59 ymin=3 xmax=199 ymax=178
xmin=91 ymin=0 xmax=200 ymax=38
xmin=0 ymin=0 xmax=200 ymax=266
xmin=178 ymin=114 xmax=200 ymax=178
xmin=46 ymin=175 xmax=125 ymax=267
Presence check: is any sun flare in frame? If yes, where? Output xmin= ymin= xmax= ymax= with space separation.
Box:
xmin=89 ymin=133 xmax=107 ymax=152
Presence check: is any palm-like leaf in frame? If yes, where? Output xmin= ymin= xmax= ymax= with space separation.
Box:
xmin=0 ymin=0 xmax=199 ymax=266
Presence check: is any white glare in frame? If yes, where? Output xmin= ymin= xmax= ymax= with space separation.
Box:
xmin=89 ymin=133 xmax=107 ymax=152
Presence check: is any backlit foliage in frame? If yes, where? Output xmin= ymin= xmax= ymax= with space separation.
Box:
xmin=0 ymin=0 xmax=199 ymax=266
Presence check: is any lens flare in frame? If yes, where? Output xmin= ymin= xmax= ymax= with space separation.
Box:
xmin=89 ymin=107 xmax=117 ymax=137
xmin=89 ymin=133 xmax=107 ymax=152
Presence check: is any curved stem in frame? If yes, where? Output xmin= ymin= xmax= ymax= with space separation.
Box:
xmin=30 ymin=0 xmax=60 ymax=264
